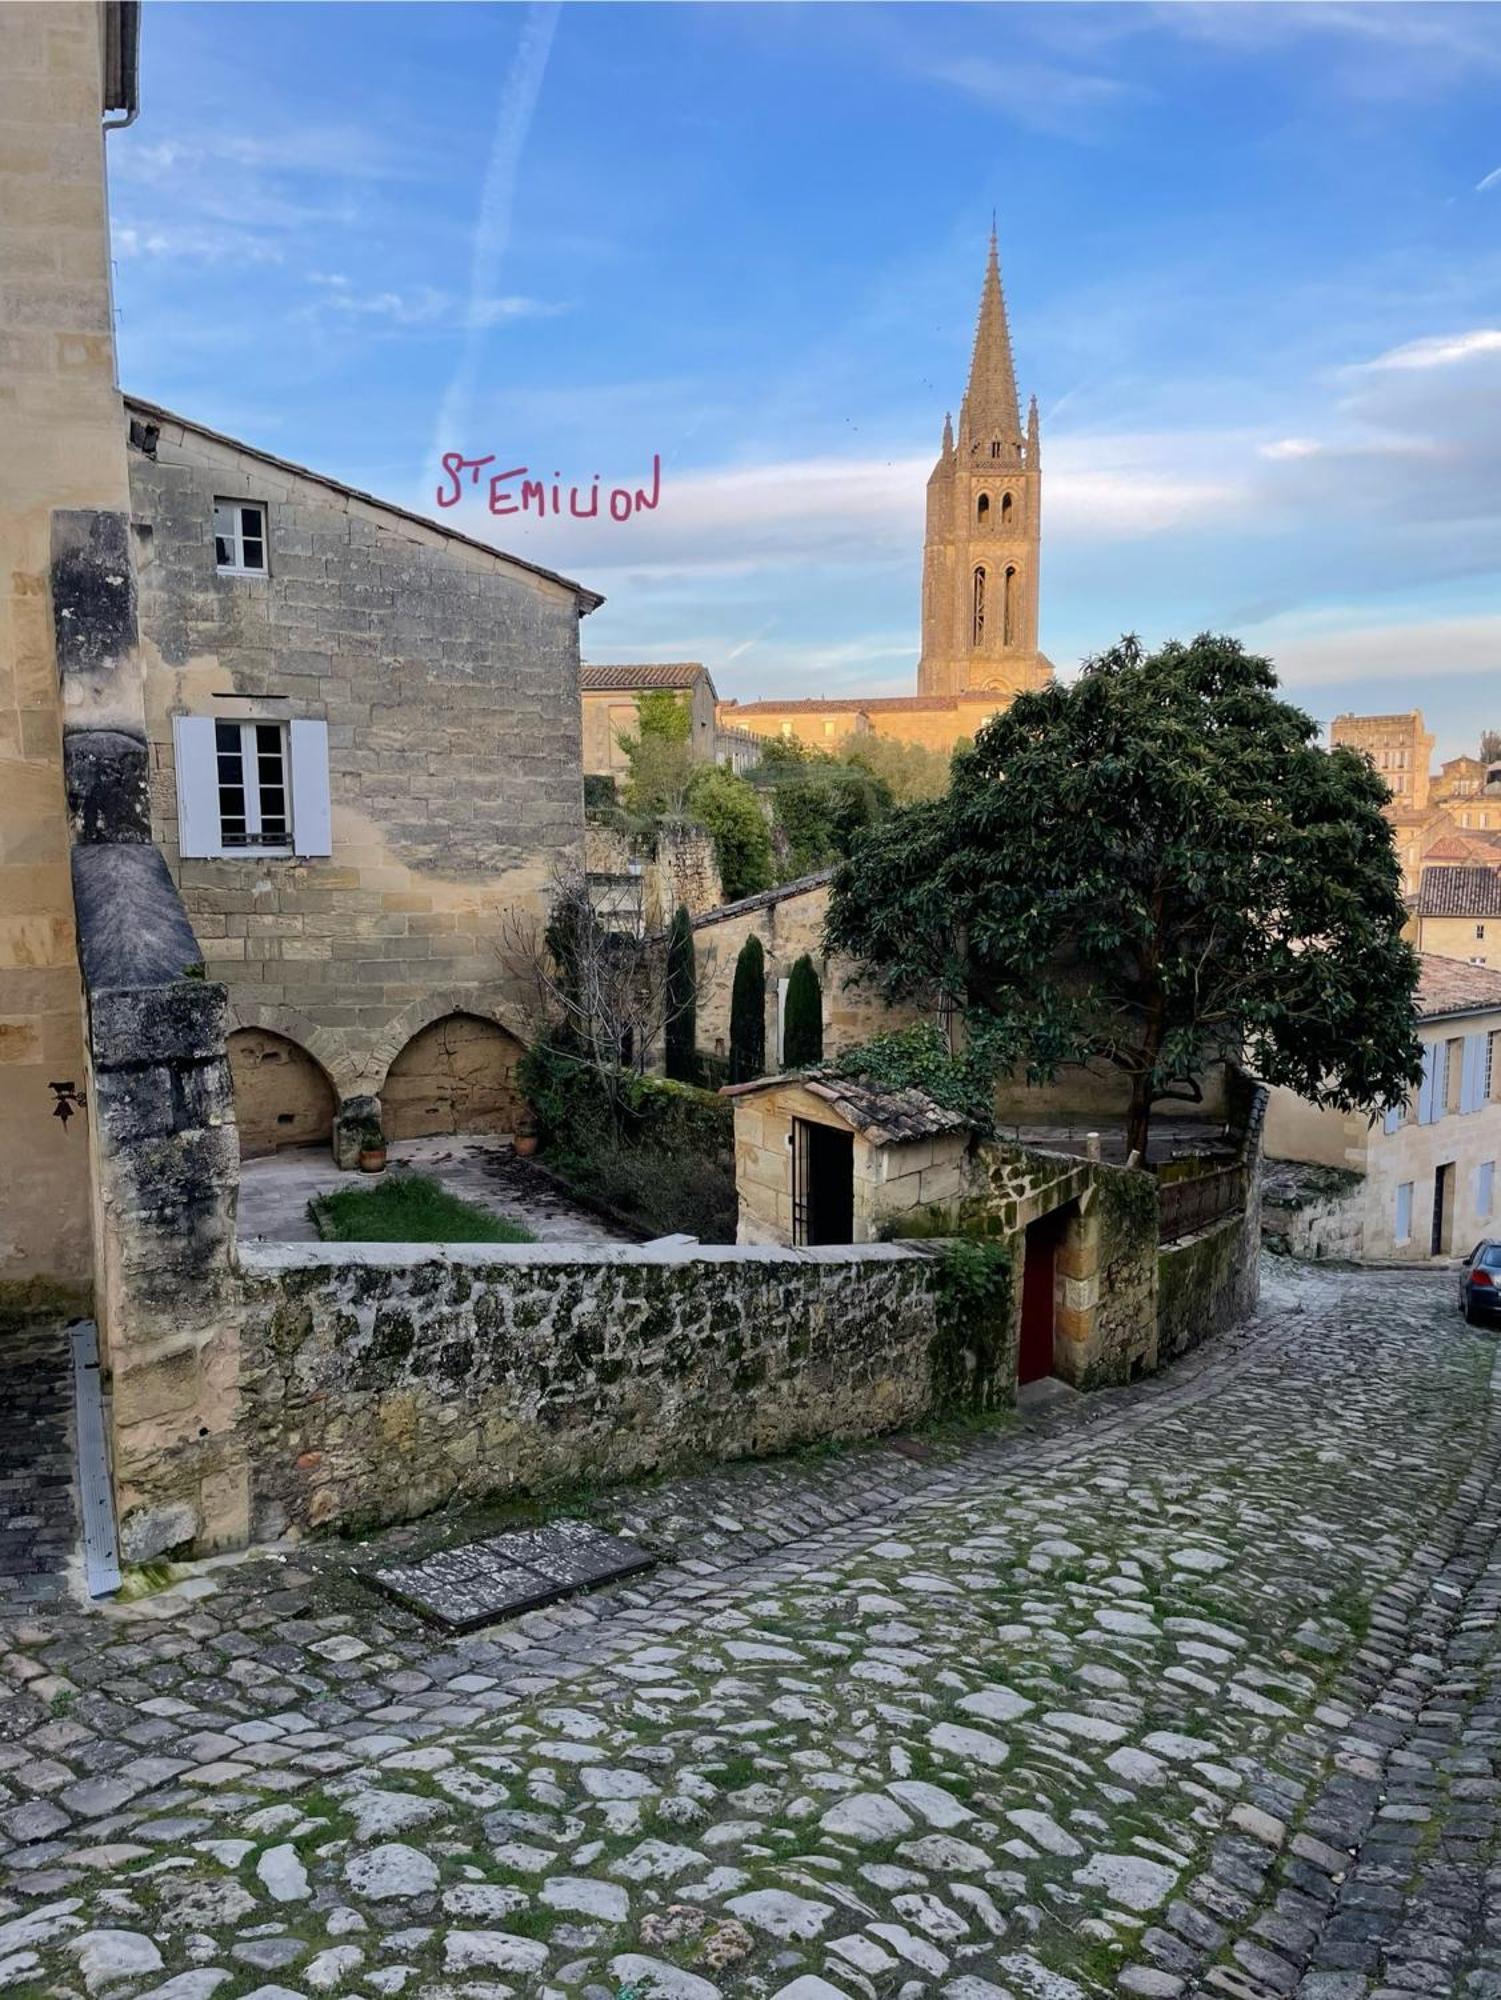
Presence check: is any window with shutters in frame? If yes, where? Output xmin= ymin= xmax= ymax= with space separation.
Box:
xmin=1395 ymin=1181 xmax=1414 ymax=1244
xmin=172 ymin=714 xmax=331 ymax=861
xmin=213 ymin=499 xmax=268 ymax=575
xmin=1477 ymin=1160 xmax=1496 ymax=1221
xmin=1445 ymin=1037 xmax=1464 ymax=1114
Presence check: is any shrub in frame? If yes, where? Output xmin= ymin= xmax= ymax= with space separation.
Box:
xmin=664 ymin=904 xmax=697 ymax=1083
xmin=687 ymin=766 xmax=774 ymax=902
xmin=729 ymin=935 xmax=766 ymax=1083
xmin=782 ymin=953 xmax=823 ymax=1068
xmin=517 ymin=1040 xmax=736 ymax=1241
xmin=830 ymin=1021 xmax=1003 ymax=1135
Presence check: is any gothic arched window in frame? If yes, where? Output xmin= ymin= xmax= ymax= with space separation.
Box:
xmin=1003 ymin=566 xmax=1017 ymax=645
xmin=972 ymin=566 xmax=986 ymax=646
xmin=976 ymin=493 xmax=990 ymax=526
xmin=1001 ymin=491 xmax=1013 ymax=526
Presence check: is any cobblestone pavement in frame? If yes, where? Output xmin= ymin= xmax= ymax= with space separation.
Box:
xmin=0 ymin=1324 xmax=76 ymax=1610
xmin=1 ymin=1265 xmax=1498 ymax=2000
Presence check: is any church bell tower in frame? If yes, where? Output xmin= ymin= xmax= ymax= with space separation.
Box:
xmin=917 ymin=230 xmax=1047 ymax=698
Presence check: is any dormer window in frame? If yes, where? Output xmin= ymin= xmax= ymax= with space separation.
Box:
xmin=214 ymin=499 xmax=267 ymax=575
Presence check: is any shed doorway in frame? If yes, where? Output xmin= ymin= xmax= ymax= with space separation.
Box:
xmin=1019 ymin=1206 xmax=1069 ymax=1384
xmin=792 ymin=1118 xmax=855 ymax=1245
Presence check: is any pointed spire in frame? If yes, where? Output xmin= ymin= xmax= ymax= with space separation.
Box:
xmin=942 ymin=410 xmax=954 ymax=454
xmin=964 ymin=225 xmax=1021 ymax=448
xmin=1027 ymin=393 xmax=1039 ymax=464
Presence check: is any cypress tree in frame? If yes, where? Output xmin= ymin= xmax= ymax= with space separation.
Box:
xmin=782 ymin=953 xmax=823 ymax=1069
xmin=729 ymin=935 xmax=766 ymax=1083
xmin=664 ymin=904 xmax=697 ymax=1083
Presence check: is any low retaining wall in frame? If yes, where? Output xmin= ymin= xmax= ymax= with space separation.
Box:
xmin=236 ymin=1241 xmax=953 ymax=1542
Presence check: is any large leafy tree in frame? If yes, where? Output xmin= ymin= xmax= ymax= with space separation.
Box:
xmin=825 ymin=634 xmax=1422 ymax=1158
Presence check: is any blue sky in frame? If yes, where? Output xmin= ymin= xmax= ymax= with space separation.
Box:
xmin=111 ymin=2 xmax=1501 ymax=758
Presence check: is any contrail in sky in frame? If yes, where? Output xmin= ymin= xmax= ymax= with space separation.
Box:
xmin=425 ymin=1 xmax=561 ymax=500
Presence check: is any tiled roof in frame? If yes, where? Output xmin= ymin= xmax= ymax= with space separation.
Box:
xmin=723 ymin=1068 xmax=972 ymax=1145
xmin=1416 ymin=866 xmax=1501 ymax=917
xmin=581 ymin=663 xmax=711 ymax=693
xmin=123 ymin=397 xmax=604 ymax=611
xmin=1417 ymin=954 xmax=1501 ymax=1020
xmin=691 ymin=870 xmax=835 ymax=930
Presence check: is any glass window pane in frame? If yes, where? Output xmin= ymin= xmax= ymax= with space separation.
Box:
xmin=240 ymin=538 xmax=265 ymax=571
xmin=215 ymin=536 xmax=234 ymax=567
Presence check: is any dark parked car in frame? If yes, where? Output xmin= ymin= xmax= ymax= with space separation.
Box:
xmin=1459 ymin=1241 xmax=1501 ymax=1324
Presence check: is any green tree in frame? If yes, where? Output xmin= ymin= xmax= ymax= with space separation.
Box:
xmin=687 ymin=765 xmax=774 ymax=902
xmin=844 ymin=733 xmax=956 ymax=804
xmin=825 ymin=633 xmax=1423 ymax=1160
xmin=729 ymin=934 xmax=766 ymax=1083
xmin=752 ymin=738 xmax=894 ymax=877
xmin=664 ymin=903 xmax=697 ymax=1083
xmin=782 ymin=953 xmax=823 ymax=1068
xmin=619 ymin=689 xmax=694 ymax=817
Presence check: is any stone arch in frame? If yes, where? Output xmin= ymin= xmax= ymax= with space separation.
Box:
xmin=367 ymin=989 xmax=532 ymax=1093
xmin=225 ymin=1002 xmax=363 ymax=1094
xmin=228 ymin=1028 xmax=337 ymax=1159
xmin=976 ymin=492 xmax=990 ymax=526
xmin=381 ymin=1011 xmax=528 ymax=1141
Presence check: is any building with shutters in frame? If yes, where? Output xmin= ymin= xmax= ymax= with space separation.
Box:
xmin=1265 ymin=956 xmax=1501 ymax=1262
xmin=121 ymin=397 xmax=603 ymax=1163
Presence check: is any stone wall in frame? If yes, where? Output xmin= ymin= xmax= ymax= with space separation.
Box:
xmin=126 ymin=400 xmax=597 ymax=1149
xmin=692 ymin=877 xmax=922 ymax=1068
xmin=237 ymin=1240 xmax=948 ymax=1539
xmin=0 ymin=2 xmax=129 ymax=1315
xmin=228 ymin=1027 xmax=335 ymax=1157
xmin=584 ymin=820 xmax=722 ymax=928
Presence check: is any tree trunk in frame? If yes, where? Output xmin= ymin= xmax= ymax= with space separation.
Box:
xmin=1126 ymin=1073 xmax=1153 ymax=1164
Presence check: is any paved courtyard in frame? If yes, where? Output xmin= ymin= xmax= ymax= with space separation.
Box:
xmin=1 ymin=1263 xmax=1498 ymax=2000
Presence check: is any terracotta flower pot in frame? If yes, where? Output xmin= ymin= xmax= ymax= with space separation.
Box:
xmin=514 ymin=1133 xmax=538 ymax=1158
xmin=358 ymin=1145 xmax=387 ymax=1173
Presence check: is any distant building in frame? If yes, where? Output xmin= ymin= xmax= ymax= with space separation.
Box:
xmin=581 ymin=662 xmax=762 ymax=781
xmin=1411 ymin=866 xmax=1501 ymax=972
xmin=1265 ymin=955 xmax=1501 ymax=1262
xmin=1331 ymin=710 xmax=1435 ymax=813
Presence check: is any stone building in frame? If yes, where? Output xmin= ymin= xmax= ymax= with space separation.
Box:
xmin=124 ymin=396 xmax=601 ymax=1161
xmin=1331 ymin=710 xmax=1435 ymax=813
xmin=1265 ymin=955 xmax=1501 ymax=1261
xmin=716 ymin=231 xmax=1052 ymax=755
xmin=0 ymin=0 xmax=139 ymax=1323
xmin=1409 ymin=867 xmax=1501 ymax=973
xmin=581 ymin=661 xmax=763 ymax=783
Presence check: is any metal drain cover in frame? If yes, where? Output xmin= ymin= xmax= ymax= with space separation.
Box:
xmin=365 ymin=1518 xmax=655 ymax=1630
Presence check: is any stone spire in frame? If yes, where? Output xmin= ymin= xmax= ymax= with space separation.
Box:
xmin=961 ymin=227 xmax=1021 ymax=448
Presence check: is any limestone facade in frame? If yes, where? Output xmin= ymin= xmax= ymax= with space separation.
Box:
xmin=580 ymin=661 xmax=718 ymax=779
xmin=1332 ymin=710 xmax=1435 ymax=813
xmin=1265 ymin=955 xmax=1501 ymax=1261
xmin=126 ymin=397 xmax=602 ymax=1160
xmin=714 ymin=691 xmax=1006 ymax=753
xmin=0 ymin=0 xmax=134 ymax=1316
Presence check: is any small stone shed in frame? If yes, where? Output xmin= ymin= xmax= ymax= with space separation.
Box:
xmin=725 ymin=1070 xmax=973 ymax=1247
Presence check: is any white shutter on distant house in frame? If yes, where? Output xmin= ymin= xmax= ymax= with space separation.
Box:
xmin=289 ymin=719 xmax=332 ymax=858
xmin=1382 ymin=1102 xmax=1403 ymax=1136
xmin=173 ymin=714 xmax=222 ymax=858
xmin=1417 ymin=1042 xmax=1440 ymax=1125
xmin=1461 ymin=1032 xmax=1487 ymax=1114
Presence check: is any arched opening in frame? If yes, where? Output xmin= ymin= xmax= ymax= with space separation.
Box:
xmin=1003 ymin=565 xmax=1017 ymax=645
xmin=1001 ymin=491 xmax=1014 ymax=526
xmin=976 ymin=493 xmax=990 ymax=526
xmin=383 ymin=1012 xmax=527 ymax=1141
xmin=228 ymin=1028 xmax=336 ymax=1159
xmin=990 ymin=440 xmax=1001 ymax=459
xmin=972 ymin=566 xmax=986 ymax=646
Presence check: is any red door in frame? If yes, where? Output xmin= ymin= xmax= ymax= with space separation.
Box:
xmin=1018 ymin=1216 xmax=1058 ymax=1384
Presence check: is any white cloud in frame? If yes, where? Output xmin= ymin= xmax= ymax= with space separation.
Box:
xmin=1477 ymin=166 xmax=1501 ymax=193
xmin=1260 ymin=437 xmax=1323 ymax=461
xmin=303 ymin=280 xmax=563 ymax=329
xmin=1355 ymin=328 xmax=1501 ymax=372
xmin=1259 ymin=612 xmax=1501 ymax=689
xmin=920 ymin=55 xmax=1136 ymax=137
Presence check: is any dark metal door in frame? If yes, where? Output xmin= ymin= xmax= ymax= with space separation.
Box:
xmin=1019 ymin=1215 xmax=1058 ymax=1384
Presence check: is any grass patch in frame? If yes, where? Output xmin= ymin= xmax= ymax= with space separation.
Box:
xmin=310 ymin=1171 xmax=536 ymax=1245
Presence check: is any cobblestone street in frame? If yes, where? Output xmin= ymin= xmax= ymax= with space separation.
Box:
xmin=1 ymin=1264 xmax=1497 ymax=2000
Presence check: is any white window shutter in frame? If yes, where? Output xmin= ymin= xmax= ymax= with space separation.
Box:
xmin=1461 ymin=1033 xmax=1486 ymax=1114
xmin=173 ymin=715 xmax=221 ymax=858
xmin=1417 ymin=1043 xmax=1439 ymax=1125
xmin=1382 ymin=1102 xmax=1403 ymax=1136
xmin=290 ymin=719 xmax=332 ymax=857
